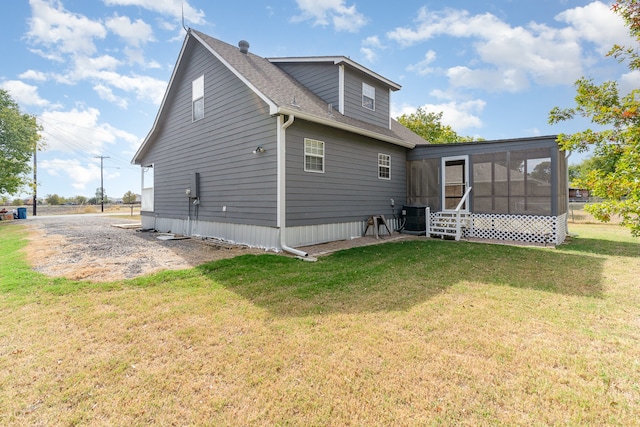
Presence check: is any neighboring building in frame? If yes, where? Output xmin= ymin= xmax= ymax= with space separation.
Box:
xmin=132 ymin=29 xmax=568 ymax=253
xmin=569 ymin=188 xmax=590 ymax=202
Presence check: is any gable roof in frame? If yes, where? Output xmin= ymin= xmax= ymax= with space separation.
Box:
xmin=132 ymin=30 xmax=425 ymax=164
xmin=267 ymin=56 xmax=402 ymax=91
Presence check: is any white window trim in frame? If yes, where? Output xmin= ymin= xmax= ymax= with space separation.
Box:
xmin=362 ymin=82 xmax=375 ymax=111
xmin=304 ymin=138 xmax=325 ymax=173
xmin=141 ymin=164 xmax=154 ymax=212
xmin=192 ymin=75 xmax=204 ymax=121
xmin=378 ymin=153 xmax=391 ymax=180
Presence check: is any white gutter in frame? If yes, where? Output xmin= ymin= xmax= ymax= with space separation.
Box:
xmin=277 ymin=114 xmax=309 ymax=258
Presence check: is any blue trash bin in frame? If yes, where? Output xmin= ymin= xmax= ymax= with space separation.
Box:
xmin=17 ymin=207 xmax=27 ymax=219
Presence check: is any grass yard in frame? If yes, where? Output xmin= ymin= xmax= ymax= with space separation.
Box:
xmin=0 ymin=222 xmax=639 ymax=426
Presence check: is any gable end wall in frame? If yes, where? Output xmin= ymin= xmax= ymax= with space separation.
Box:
xmin=138 ymin=38 xmax=278 ymax=227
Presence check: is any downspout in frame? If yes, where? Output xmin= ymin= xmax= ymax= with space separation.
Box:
xmin=278 ymin=114 xmax=309 ymax=257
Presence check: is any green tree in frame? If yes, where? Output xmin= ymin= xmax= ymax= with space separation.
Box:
xmin=549 ymin=0 xmax=640 ymax=236
xmin=95 ymin=187 xmax=107 ymax=204
xmin=396 ymin=107 xmax=480 ymax=144
xmin=529 ymin=161 xmax=552 ymax=183
xmin=0 ymin=89 xmax=42 ymax=195
xmin=569 ymin=156 xmax=618 ymax=187
xmin=45 ymin=194 xmax=64 ymax=205
xmin=122 ymin=190 xmax=137 ymax=204
xmin=71 ymin=195 xmax=88 ymax=205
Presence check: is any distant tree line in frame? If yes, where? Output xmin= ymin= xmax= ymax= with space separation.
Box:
xmin=1 ymin=191 xmax=139 ymax=206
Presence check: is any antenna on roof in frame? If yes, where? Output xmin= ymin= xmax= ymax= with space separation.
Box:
xmin=181 ymin=1 xmax=189 ymax=32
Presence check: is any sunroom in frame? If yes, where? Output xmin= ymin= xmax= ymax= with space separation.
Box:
xmin=404 ymin=136 xmax=568 ymax=246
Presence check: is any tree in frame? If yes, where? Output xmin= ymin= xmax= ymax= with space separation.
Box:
xmin=71 ymin=195 xmax=88 ymax=205
xmin=45 ymin=194 xmax=64 ymax=205
xmin=396 ymin=107 xmax=480 ymax=144
xmin=569 ymin=156 xmax=618 ymax=187
xmin=95 ymin=187 xmax=107 ymax=204
xmin=549 ymin=1 xmax=640 ymax=236
xmin=529 ymin=161 xmax=552 ymax=183
xmin=0 ymin=89 xmax=42 ymax=195
xmin=122 ymin=190 xmax=137 ymax=204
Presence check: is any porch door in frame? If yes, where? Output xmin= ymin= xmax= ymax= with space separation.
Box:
xmin=442 ymin=156 xmax=469 ymax=211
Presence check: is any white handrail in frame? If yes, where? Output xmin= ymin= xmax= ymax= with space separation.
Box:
xmin=455 ymin=186 xmax=473 ymax=212
xmin=454 ymin=186 xmax=472 ymax=241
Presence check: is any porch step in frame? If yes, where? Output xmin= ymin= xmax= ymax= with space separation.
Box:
xmin=429 ymin=212 xmax=470 ymax=240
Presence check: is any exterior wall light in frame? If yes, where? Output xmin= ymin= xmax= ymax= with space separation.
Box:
xmin=253 ymin=145 xmax=265 ymax=154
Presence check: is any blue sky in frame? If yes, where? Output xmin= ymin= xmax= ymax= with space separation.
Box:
xmin=1 ymin=0 xmax=635 ymax=200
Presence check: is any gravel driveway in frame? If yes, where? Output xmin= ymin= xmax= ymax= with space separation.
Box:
xmin=22 ymin=215 xmax=266 ymax=281
xmin=20 ymin=214 xmax=416 ymax=282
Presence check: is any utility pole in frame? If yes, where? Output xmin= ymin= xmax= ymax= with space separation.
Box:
xmin=95 ymin=155 xmax=110 ymax=212
xmin=33 ymin=142 xmax=37 ymax=216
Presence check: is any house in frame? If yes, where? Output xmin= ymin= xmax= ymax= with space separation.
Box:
xmin=569 ymin=188 xmax=589 ymax=202
xmin=132 ymin=29 xmax=568 ymax=254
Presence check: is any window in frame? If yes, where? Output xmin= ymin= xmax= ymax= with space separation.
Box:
xmin=304 ymin=138 xmax=324 ymax=173
xmin=378 ymin=153 xmax=391 ymax=179
xmin=141 ymin=165 xmax=154 ymax=212
xmin=192 ymin=75 xmax=204 ymax=121
xmin=362 ymin=82 xmax=375 ymax=110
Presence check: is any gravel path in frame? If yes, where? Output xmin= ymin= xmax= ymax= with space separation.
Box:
xmin=20 ymin=214 xmax=417 ymax=282
xmin=22 ymin=215 xmax=266 ymax=281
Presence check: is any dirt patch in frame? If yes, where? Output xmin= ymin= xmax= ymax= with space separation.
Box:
xmin=22 ymin=215 xmax=417 ymax=282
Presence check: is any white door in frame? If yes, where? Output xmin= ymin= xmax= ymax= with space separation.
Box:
xmin=442 ymin=156 xmax=469 ymax=211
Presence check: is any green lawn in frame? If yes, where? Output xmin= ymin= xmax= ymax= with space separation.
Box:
xmin=1 ymin=222 xmax=638 ymax=426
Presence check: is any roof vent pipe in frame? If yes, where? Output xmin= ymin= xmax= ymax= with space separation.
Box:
xmin=238 ymin=40 xmax=249 ymax=54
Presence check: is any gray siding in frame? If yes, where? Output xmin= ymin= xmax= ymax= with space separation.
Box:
xmin=275 ymin=62 xmax=339 ymax=108
xmin=343 ymin=69 xmax=390 ymax=129
xmin=139 ymin=38 xmax=278 ymax=227
xmin=285 ymin=120 xmax=407 ymax=226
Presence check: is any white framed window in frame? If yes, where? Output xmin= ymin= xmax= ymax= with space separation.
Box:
xmin=362 ymin=82 xmax=375 ymax=111
xmin=141 ymin=164 xmax=154 ymax=212
xmin=378 ymin=153 xmax=391 ymax=180
xmin=304 ymin=138 xmax=325 ymax=173
xmin=192 ymin=75 xmax=204 ymax=121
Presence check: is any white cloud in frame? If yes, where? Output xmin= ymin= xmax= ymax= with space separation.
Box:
xmin=94 ymin=84 xmax=128 ymax=109
xmin=40 ymin=158 xmax=102 ymax=191
xmin=0 ymin=80 xmax=49 ymax=107
xmin=103 ymin=0 xmax=206 ymax=25
xmin=620 ymin=70 xmax=640 ymax=95
xmin=386 ymin=3 xmax=628 ymax=93
xmin=393 ymin=96 xmax=486 ymax=132
xmin=27 ymin=0 xmax=107 ymax=57
xmin=293 ymin=0 xmax=368 ymax=32
xmin=122 ymin=47 xmax=161 ymax=68
xmin=19 ymin=70 xmax=48 ymax=81
xmin=106 ymin=14 xmax=155 ymax=47
xmin=55 ymin=54 xmax=165 ymax=106
xmin=407 ymin=50 xmax=437 ymax=76
xmin=447 ymin=66 xmax=530 ymax=92
xmin=360 ymin=36 xmax=383 ymax=62
xmin=38 ymin=108 xmax=139 ymax=154
xmin=555 ymin=1 xmax=632 ymax=55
